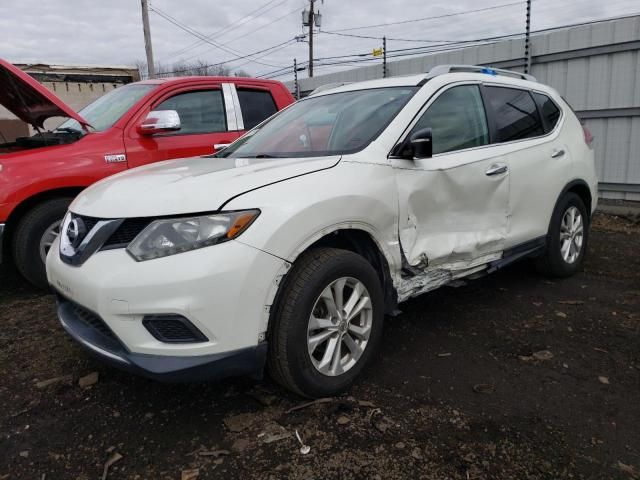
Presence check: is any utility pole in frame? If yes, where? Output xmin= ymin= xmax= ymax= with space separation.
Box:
xmin=141 ymin=0 xmax=156 ymax=79
xmin=308 ymin=0 xmax=315 ymax=77
xmin=294 ymin=58 xmax=300 ymax=100
xmin=383 ymin=36 xmax=387 ymax=78
xmin=524 ymin=0 xmax=532 ymax=74
xmin=302 ymin=0 xmax=322 ymax=78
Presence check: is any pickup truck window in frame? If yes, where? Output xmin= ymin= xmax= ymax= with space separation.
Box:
xmin=155 ymin=89 xmax=226 ymax=134
xmin=237 ymin=89 xmax=278 ymax=130
xmin=58 ymin=84 xmax=156 ymax=133
xmin=221 ymin=87 xmax=417 ymax=158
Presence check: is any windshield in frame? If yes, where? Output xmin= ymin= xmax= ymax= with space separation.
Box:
xmin=58 ymin=84 xmax=156 ymax=133
xmin=220 ymin=87 xmax=417 ymax=158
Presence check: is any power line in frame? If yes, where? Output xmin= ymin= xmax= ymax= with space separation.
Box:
xmin=218 ymin=40 xmax=299 ymax=73
xmin=175 ymin=5 xmax=303 ymax=64
xmin=319 ymin=30 xmax=466 ymax=43
xmin=151 ymin=5 xmax=280 ymax=66
xmin=261 ymin=12 xmax=640 ymax=82
xmin=256 ymin=33 xmax=520 ymax=79
xmin=150 ymin=5 xmax=288 ymax=68
xmin=324 ymin=1 xmax=524 ymax=33
xmin=256 ymin=60 xmax=306 ymax=78
xmin=196 ymin=0 xmax=286 ymax=41
xmin=157 ymin=5 xmax=638 ymax=81
xmin=256 ymin=31 xmax=531 ymax=79
xmin=308 ymin=33 xmax=513 ymax=63
xmin=163 ymin=0 xmax=287 ymax=60
xmin=150 ymin=0 xmax=525 ymax=78
xmin=161 ymin=38 xmax=298 ymax=76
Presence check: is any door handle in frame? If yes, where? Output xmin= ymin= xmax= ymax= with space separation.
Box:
xmin=214 ymin=143 xmax=230 ymax=151
xmin=551 ymin=149 xmax=565 ymax=158
xmin=485 ymin=163 xmax=508 ymax=176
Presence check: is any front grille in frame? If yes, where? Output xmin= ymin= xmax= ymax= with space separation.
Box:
xmin=67 ymin=214 xmax=153 ymax=251
xmin=102 ymin=218 xmax=153 ymax=249
xmin=143 ymin=315 xmax=208 ymax=343
xmin=76 ymin=214 xmax=100 ymax=233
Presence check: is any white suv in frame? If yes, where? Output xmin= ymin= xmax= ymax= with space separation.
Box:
xmin=47 ymin=65 xmax=597 ymax=397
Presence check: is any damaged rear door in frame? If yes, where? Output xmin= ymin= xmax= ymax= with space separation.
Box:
xmin=391 ymin=83 xmax=509 ymax=297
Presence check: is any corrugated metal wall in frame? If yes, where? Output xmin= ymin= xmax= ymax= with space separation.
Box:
xmin=287 ymin=15 xmax=640 ymax=200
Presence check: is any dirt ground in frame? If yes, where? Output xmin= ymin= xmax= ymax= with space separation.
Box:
xmin=1 ymin=213 xmax=639 ymax=480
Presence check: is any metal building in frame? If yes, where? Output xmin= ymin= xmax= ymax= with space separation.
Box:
xmin=288 ymin=15 xmax=640 ymax=200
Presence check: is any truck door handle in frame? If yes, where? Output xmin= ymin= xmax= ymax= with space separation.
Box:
xmin=551 ymin=149 xmax=565 ymax=158
xmin=214 ymin=143 xmax=230 ymax=151
xmin=485 ymin=163 xmax=508 ymax=176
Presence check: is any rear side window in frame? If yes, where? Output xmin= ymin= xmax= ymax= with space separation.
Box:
xmin=485 ymin=86 xmax=543 ymax=142
xmin=156 ymin=89 xmax=226 ymax=134
xmin=237 ymin=89 xmax=278 ymax=130
xmin=410 ymin=84 xmax=489 ymax=155
xmin=532 ymin=92 xmax=561 ymax=132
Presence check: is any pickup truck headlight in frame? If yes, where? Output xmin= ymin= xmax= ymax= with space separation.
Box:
xmin=126 ymin=210 xmax=260 ymax=261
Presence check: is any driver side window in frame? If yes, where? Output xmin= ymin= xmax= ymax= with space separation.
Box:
xmin=410 ymin=85 xmax=489 ymax=155
xmin=155 ymin=89 xmax=226 ymax=135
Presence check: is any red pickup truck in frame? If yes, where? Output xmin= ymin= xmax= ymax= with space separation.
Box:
xmin=0 ymin=59 xmax=295 ymax=288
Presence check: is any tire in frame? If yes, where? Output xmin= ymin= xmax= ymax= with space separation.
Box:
xmin=535 ymin=192 xmax=589 ymax=278
xmin=267 ymin=247 xmax=384 ymax=398
xmin=12 ymin=198 xmax=72 ymax=289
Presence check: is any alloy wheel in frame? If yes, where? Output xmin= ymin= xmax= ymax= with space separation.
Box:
xmin=559 ymin=206 xmax=584 ymax=264
xmin=307 ymin=276 xmax=373 ymax=376
xmin=39 ymin=220 xmax=62 ymax=264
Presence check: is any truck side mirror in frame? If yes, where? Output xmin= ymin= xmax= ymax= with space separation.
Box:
xmin=137 ymin=110 xmax=181 ymax=135
xmin=410 ymin=128 xmax=433 ymax=159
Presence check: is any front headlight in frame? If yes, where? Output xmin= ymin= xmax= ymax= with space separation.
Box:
xmin=126 ymin=209 xmax=260 ymax=261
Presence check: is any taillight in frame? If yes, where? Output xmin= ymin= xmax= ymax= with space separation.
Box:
xmin=582 ymin=123 xmax=594 ymax=147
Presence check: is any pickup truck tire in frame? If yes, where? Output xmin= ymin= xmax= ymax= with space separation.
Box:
xmin=12 ymin=198 xmax=72 ymax=290
xmin=267 ymin=247 xmax=384 ymax=398
xmin=535 ymin=192 xmax=589 ymax=278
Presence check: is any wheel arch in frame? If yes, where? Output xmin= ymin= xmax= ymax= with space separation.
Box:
xmin=277 ymin=227 xmax=399 ymax=316
xmin=555 ymin=179 xmax=593 ymax=222
xmin=4 ymin=187 xmax=84 ymax=253
xmin=541 ymin=178 xmax=593 ymax=249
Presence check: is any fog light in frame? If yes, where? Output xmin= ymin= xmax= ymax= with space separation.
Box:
xmin=142 ymin=315 xmax=208 ymax=343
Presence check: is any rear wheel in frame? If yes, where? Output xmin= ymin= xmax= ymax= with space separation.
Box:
xmin=267 ymin=248 xmax=384 ymax=398
xmin=12 ymin=198 xmax=72 ymax=289
xmin=535 ymin=192 xmax=589 ymax=277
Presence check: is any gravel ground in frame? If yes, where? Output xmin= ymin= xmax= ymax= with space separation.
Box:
xmin=0 ymin=213 xmax=639 ymax=480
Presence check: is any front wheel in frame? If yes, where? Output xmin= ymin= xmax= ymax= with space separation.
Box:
xmin=12 ymin=198 xmax=72 ymax=289
xmin=535 ymin=192 xmax=589 ymax=278
xmin=267 ymin=248 xmax=384 ymax=398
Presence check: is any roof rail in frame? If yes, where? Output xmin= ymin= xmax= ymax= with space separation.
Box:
xmin=425 ymin=64 xmax=537 ymax=82
xmin=309 ymin=82 xmax=352 ymax=96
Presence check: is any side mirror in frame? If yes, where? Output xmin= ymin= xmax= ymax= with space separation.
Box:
xmin=137 ymin=110 xmax=181 ymax=135
xmin=410 ymin=128 xmax=432 ymax=159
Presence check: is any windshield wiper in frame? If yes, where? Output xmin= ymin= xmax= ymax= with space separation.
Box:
xmin=251 ymin=153 xmax=280 ymax=158
xmin=54 ymin=127 xmax=84 ymax=135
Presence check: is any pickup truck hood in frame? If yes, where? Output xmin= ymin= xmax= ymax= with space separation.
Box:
xmin=71 ymin=155 xmax=341 ymax=218
xmin=0 ymin=58 xmax=90 ymax=129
